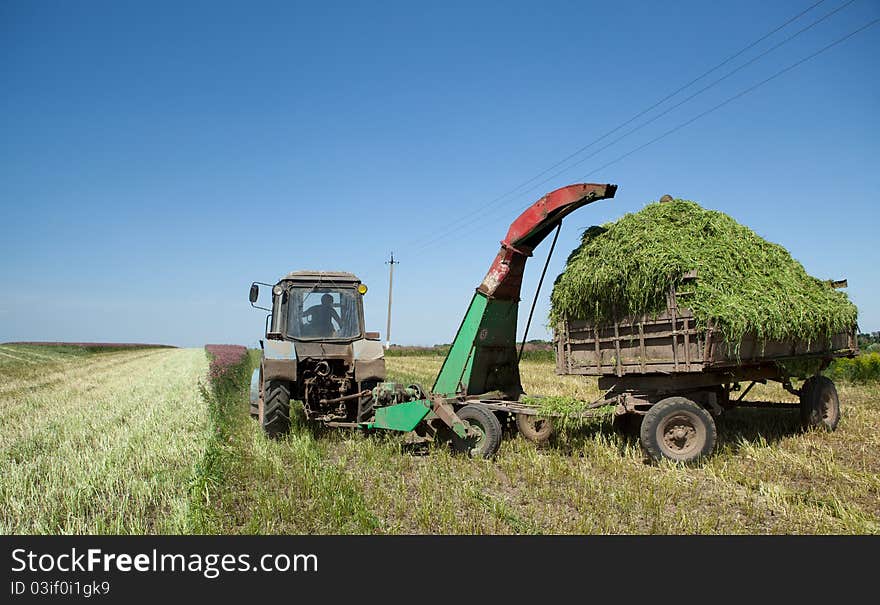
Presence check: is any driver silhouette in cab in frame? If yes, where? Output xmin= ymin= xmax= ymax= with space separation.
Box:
xmin=303 ymin=293 xmax=341 ymax=337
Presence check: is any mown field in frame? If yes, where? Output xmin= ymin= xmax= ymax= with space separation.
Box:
xmin=2 ymin=344 xmax=878 ymax=534
xmin=200 ymin=354 xmax=880 ymax=534
xmin=0 ymin=344 xmax=208 ymax=533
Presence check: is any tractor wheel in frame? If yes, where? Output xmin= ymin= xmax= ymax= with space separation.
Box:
xmin=451 ymin=404 xmax=502 ymax=459
xmin=260 ymin=380 xmax=292 ymax=438
xmin=640 ymin=397 xmax=716 ymax=463
xmin=249 ymin=367 xmax=261 ymax=419
xmin=800 ymin=376 xmax=840 ymax=430
xmin=515 ymin=413 xmax=553 ymax=444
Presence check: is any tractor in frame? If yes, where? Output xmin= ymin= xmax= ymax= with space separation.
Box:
xmin=249 ymin=184 xmax=619 ymax=458
xmin=248 ymin=270 xmax=504 ymax=457
xmin=247 ymin=271 xmax=388 ymax=436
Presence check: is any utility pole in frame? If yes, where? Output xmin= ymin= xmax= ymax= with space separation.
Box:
xmin=385 ymin=252 xmax=398 ymax=350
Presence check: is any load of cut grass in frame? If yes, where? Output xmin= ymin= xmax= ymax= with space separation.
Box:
xmin=550 ymin=199 xmax=857 ymax=347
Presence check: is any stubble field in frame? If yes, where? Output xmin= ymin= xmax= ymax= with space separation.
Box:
xmin=0 ymin=344 xmax=208 ymax=533
xmin=2 ymin=344 xmax=878 ymax=534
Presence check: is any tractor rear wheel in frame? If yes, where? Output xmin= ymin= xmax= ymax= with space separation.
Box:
xmin=800 ymin=376 xmax=840 ymax=430
xmin=640 ymin=397 xmax=716 ymax=463
xmin=451 ymin=404 xmax=502 ymax=459
xmin=515 ymin=413 xmax=553 ymax=444
xmin=260 ymin=380 xmax=292 ymax=438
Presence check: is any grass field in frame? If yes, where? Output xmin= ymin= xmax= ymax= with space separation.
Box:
xmin=0 ymin=344 xmax=209 ymax=534
xmin=196 ymin=352 xmax=880 ymax=534
xmin=2 ymin=344 xmax=878 ymax=534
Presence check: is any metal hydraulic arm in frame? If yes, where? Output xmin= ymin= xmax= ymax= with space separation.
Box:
xmin=432 ymin=183 xmax=618 ymax=398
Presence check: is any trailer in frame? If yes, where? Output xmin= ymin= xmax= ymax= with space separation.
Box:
xmin=430 ymin=185 xmax=857 ymax=463
xmin=549 ymin=275 xmax=858 ymax=462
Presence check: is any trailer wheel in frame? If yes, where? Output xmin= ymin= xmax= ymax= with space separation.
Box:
xmin=260 ymin=380 xmax=291 ymax=438
xmin=800 ymin=376 xmax=840 ymax=430
xmin=516 ymin=413 xmax=553 ymax=444
xmin=640 ymin=397 xmax=716 ymax=463
xmin=451 ymin=405 xmax=502 ymax=459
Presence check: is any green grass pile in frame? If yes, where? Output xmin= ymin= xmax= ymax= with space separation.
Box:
xmin=550 ymin=199 xmax=857 ymax=346
xmin=521 ymin=395 xmax=590 ymax=417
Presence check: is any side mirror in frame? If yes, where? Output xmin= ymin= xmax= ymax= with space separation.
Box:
xmin=249 ymin=284 xmax=259 ymax=303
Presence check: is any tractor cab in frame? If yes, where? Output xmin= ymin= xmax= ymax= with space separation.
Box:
xmin=250 ymin=271 xmax=370 ymax=343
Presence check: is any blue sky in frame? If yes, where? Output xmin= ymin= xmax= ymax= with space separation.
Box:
xmin=1 ymin=0 xmax=878 ymax=348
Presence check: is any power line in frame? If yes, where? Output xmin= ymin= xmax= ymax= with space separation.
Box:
xmin=580 ymin=17 xmax=880 ymax=181
xmin=414 ymin=0 xmax=855 ymax=253
xmin=408 ymin=0 xmax=830 ymax=250
xmin=436 ymin=13 xmax=879 ymax=249
xmin=467 ymin=0 xmax=856 ymax=211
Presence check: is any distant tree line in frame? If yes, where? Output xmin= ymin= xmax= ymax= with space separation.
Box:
xmin=858 ymin=332 xmax=880 ymax=353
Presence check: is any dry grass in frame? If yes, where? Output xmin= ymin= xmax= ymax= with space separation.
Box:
xmin=0 ymin=345 xmax=210 ymax=534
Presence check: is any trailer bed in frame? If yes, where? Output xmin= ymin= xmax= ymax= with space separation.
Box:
xmin=555 ymin=290 xmax=857 ymax=378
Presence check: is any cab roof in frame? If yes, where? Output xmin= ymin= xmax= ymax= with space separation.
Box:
xmin=281 ymin=270 xmax=361 ymax=284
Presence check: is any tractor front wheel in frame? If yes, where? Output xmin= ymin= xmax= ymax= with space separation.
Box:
xmin=451 ymin=404 xmax=502 ymax=459
xmin=260 ymin=380 xmax=292 ymax=438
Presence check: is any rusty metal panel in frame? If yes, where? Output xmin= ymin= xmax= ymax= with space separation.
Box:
xmin=352 ymin=338 xmax=384 ymax=361
xmin=562 ymin=310 xmax=704 ymax=376
xmin=683 ymin=317 xmax=692 ymax=371
xmin=557 ymin=289 xmax=857 ymax=377
xmin=354 ymin=358 xmax=386 ymax=382
xmin=710 ymin=330 xmax=856 ymax=366
xmin=263 ymin=339 xmax=296 ymax=360
xmin=478 ymin=183 xmax=616 ymax=301
xmin=263 ymin=358 xmax=297 ymax=382
xmin=294 ymin=341 xmax=353 ymax=361
xmin=282 ymin=270 xmax=361 ymax=283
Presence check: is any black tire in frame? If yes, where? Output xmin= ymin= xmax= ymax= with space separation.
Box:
xmin=612 ymin=412 xmax=643 ymax=437
xmin=495 ymin=411 xmax=514 ymax=433
xmin=260 ymin=380 xmax=292 ymax=438
xmin=640 ymin=397 xmax=716 ymax=463
xmin=357 ymin=379 xmax=381 ymax=423
xmin=515 ymin=413 xmax=554 ymax=444
xmin=451 ymin=404 xmax=502 ymax=459
xmin=800 ymin=375 xmax=840 ymax=430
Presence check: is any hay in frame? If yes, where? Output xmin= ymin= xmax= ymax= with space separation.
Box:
xmin=550 ymin=199 xmax=857 ymax=346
